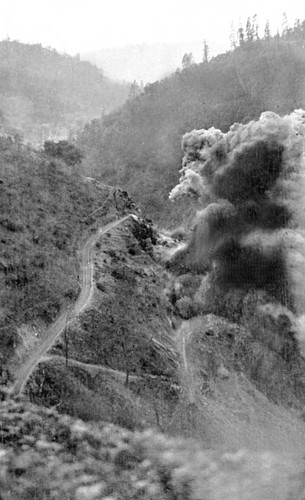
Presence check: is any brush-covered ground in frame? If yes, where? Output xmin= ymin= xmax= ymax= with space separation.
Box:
xmin=3 ymin=136 xmax=305 ymax=498
xmin=0 ymin=135 xmax=137 ymax=383
xmin=26 ymin=208 xmax=305 ymax=453
xmin=27 ymin=217 xmax=180 ymax=431
xmin=1 ymin=395 xmax=305 ymax=500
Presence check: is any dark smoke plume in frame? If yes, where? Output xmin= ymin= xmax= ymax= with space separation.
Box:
xmin=169 ymin=110 xmax=305 ymax=345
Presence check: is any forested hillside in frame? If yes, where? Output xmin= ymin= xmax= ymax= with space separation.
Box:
xmin=78 ymin=22 xmax=305 ymax=226
xmin=0 ymin=40 xmax=128 ymax=145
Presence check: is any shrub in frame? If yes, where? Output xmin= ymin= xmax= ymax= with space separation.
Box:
xmin=177 ymin=273 xmax=202 ymax=298
xmin=111 ymin=265 xmax=136 ymax=285
xmin=0 ymin=325 xmax=18 ymax=351
xmin=176 ymin=296 xmax=200 ymax=319
xmin=170 ymin=227 xmax=188 ymax=241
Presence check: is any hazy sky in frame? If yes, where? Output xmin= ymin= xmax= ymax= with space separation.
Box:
xmin=1 ymin=0 xmax=305 ymax=54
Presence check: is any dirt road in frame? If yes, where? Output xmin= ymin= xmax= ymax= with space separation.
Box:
xmin=13 ymin=215 xmax=132 ymax=395
xmin=41 ymin=355 xmax=140 ymax=382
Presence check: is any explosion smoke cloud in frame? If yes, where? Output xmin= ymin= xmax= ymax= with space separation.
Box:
xmin=169 ymin=110 xmax=305 ymax=346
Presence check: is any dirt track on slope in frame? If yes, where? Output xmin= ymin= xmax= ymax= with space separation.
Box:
xmin=13 ymin=216 xmax=132 ymax=395
xmin=41 ymin=354 xmax=140 ymax=382
xmin=176 ymin=316 xmax=305 ymax=454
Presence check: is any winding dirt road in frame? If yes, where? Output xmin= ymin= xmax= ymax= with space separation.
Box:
xmin=13 ymin=215 xmax=132 ymax=395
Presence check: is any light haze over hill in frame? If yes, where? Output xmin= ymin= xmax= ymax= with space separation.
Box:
xmin=81 ymin=40 xmax=227 ymax=83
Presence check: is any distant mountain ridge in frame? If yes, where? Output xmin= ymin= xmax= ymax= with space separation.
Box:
xmin=0 ymin=40 xmax=129 ymax=145
xmin=81 ymin=40 xmax=227 ymax=83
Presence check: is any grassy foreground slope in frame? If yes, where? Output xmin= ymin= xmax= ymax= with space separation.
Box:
xmin=1 ymin=396 xmax=305 ymax=500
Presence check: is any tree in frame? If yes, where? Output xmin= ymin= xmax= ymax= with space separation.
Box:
xmin=264 ymin=20 xmax=271 ymax=40
xmin=182 ymin=53 xmax=194 ymax=69
xmin=252 ymin=14 xmax=259 ymax=41
xmin=238 ymin=26 xmax=245 ymax=46
xmin=203 ymin=40 xmax=209 ymax=63
xmin=129 ymin=80 xmax=141 ymax=100
xmin=282 ymin=12 xmax=289 ymax=37
xmin=293 ymin=19 xmax=302 ymax=45
xmin=230 ymin=22 xmax=237 ymax=50
xmin=246 ymin=17 xmax=254 ymax=42
xmin=104 ymin=278 xmax=149 ymax=386
xmin=64 ymin=307 xmax=74 ymax=366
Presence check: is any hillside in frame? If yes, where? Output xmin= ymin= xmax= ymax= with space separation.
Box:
xmin=4 ymin=26 xmax=305 ymax=498
xmin=4 ymin=197 xmax=305 ymax=498
xmin=0 ymin=135 xmax=137 ymax=382
xmin=78 ymin=30 xmax=305 ymax=226
xmin=26 ymin=217 xmax=178 ymax=430
xmin=2 ymin=112 xmax=305 ymax=497
xmin=4 ymin=121 xmax=305 ymax=432
xmin=0 ymin=40 xmax=128 ymax=145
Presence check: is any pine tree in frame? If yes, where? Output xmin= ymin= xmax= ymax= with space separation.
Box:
xmin=282 ymin=12 xmax=289 ymax=37
xmin=252 ymin=14 xmax=259 ymax=40
xmin=264 ymin=20 xmax=271 ymax=40
xmin=246 ymin=17 xmax=254 ymax=42
xmin=293 ymin=19 xmax=302 ymax=44
xmin=129 ymin=80 xmax=141 ymax=99
xmin=229 ymin=22 xmax=237 ymax=50
xmin=238 ymin=26 xmax=245 ymax=46
xmin=203 ymin=40 xmax=209 ymax=63
xmin=182 ymin=53 xmax=194 ymax=69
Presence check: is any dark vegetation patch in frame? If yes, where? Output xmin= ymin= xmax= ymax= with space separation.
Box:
xmin=27 ymin=358 xmax=179 ymax=432
xmin=69 ymin=289 xmax=171 ymax=379
xmin=131 ymin=219 xmax=157 ymax=253
xmin=27 ymin=361 xmax=141 ymax=429
xmin=44 ymin=140 xmax=83 ymax=166
xmin=111 ymin=264 xmax=137 ymax=284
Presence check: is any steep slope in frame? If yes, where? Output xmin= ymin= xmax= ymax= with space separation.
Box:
xmin=13 ymin=216 xmax=133 ymax=395
xmin=26 ymin=216 xmax=179 ymax=429
xmin=0 ymin=40 xmax=128 ymax=145
xmin=0 ymin=136 xmax=137 ymax=384
xmin=24 ymin=213 xmax=305 ymax=454
xmin=173 ymin=315 xmax=305 ymax=451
